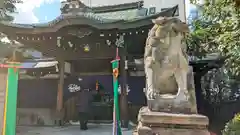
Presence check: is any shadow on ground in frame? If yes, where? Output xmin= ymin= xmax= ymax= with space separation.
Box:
xmin=17 ymin=124 xmax=133 ymax=135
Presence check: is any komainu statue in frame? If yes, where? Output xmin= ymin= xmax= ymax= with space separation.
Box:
xmin=144 ymin=17 xmax=197 ymax=113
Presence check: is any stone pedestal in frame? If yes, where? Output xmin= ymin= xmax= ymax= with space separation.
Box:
xmin=134 ymin=107 xmax=210 ymax=135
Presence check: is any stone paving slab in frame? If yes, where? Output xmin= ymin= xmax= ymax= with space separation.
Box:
xmin=17 ymin=124 xmax=133 ymax=135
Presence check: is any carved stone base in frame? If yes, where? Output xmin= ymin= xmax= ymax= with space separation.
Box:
xmin=135 ymin=107 xmax=210 ymax=135
xmin=147 ymin=94 xmax=195 ymax=114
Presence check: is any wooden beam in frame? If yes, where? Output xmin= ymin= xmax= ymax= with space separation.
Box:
xmin=55 ymin=60 xmax=65 ymax=126
xmin=119 ymin=47 xmax=129 ymax=129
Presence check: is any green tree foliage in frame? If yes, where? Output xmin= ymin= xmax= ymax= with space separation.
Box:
xmin=223 ymin=113 xmax=240 ymax=135
xmin=201 ymin=67 xmax=240 ymax=103
xmin=0 ymin=0 xmax=24 ymax=62
xmin=0 ymin=0 xmax=22 ymax=39
xmin=188 ymin=0 xmax=240 ymax=76
xmin=0 ymin=0 xmax=22 ymax=21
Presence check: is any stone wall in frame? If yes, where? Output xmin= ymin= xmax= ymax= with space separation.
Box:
xmin=0 ymin=69 xmax=8 ymax=133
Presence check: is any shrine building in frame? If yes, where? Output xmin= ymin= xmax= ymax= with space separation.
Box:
xmin=0 ymin=0 xmax=224 ymax=126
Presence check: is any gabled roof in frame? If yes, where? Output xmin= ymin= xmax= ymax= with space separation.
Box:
xmin=0 ymin=5 xmax=178 ymax=34
xmin=60 ymin=0 xmax=144 ymax=18
xmin=0 ymin=35 xmax=58 ymax=68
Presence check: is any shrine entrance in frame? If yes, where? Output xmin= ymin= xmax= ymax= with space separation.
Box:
xmin=0 ymin=0 xmax=179 ymax=130
xmin=63 ymin=74 xmax=115 ymax=123
xmin=17 ymin=60 xmax=117 ymax=125
xmin=0 ymin=2 xmax=227 ymax=135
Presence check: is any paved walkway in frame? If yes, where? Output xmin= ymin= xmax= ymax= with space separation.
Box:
xmin=17 ymin=124 xmax=133 ymax=135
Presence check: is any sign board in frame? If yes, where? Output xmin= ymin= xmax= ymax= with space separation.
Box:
xmin=68 ymin=84 xmax=81 ymax=92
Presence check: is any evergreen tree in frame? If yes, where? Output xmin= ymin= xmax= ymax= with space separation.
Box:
xmin=188 ymin=0 xmax=240 ymax=76
xmin=223 ymin=113 xmax=240 ymax=135
xmin=187 ymin=0 xmax=240 ymax=102
xmin=0 ymin=0 xmax=22 ymax=21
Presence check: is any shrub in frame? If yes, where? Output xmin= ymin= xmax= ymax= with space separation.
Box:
xmin=222 ymin=113 xmax=240 ymax=135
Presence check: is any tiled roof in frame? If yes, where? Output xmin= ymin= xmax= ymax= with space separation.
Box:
xmin=0 ymin=5 xmax=177 ymax=29
xmin=91 ymin=1 xmax=144 ymax=13
xmin=0 ymin=38 xmax=55 ymax=67
xmin=96 ymin=8 xmax=148 ymax=20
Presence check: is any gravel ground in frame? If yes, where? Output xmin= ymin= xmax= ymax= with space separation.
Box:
xmin=17 ymin=124 xmax=134 ymax=135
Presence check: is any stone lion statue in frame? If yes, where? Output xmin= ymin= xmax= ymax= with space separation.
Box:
xmin=144 ymin=17 xmax=197 ymax=113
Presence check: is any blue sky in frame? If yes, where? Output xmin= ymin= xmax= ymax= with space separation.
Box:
xmin=33 ymin=1 xmax=61 ymax=23
xmin=13 ymin=0 xmax=195 ymax=24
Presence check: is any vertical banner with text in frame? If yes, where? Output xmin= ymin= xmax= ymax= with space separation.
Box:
xmin=111 ymin=59 xmax=122 ymax=135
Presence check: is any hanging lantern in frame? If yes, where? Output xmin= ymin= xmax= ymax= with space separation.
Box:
xmin=96 ymin=80 xmax=99 ymax=91
xmin=83 ymin=44 xmax=90 ymax=52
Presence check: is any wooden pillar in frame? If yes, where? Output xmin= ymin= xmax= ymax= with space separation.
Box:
xmin=55 ymin=60 xmax=65 ymax=126
xmin=120 ymin=47 xmax=129 ymax=128
xmin=194 ymin=72 xmax=202 ymax=113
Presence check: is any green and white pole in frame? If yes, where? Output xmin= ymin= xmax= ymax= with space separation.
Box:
xmin=111 ymin=59 xmax=122 ymax=135
xmin=1 ymin=64 xmax=19 ymax=135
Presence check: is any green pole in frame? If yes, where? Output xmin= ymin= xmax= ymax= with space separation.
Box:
xmin=2 ymin=68 xmax=19 ymax=135
xmin=112 ymin=59 xmax=122 ymax=135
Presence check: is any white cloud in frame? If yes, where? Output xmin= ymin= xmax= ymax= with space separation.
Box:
xmin=44 ymin=16 xmax=48 ymax=21
xmin=13 ymin=11 xmax=38 ymax=23
xmin=13 ymin=0 xmax=57 ymax=24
